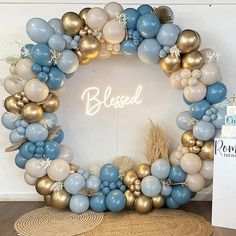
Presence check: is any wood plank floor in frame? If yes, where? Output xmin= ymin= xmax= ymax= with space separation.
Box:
xmin=0 ymin=201 xmax=235 ymax=236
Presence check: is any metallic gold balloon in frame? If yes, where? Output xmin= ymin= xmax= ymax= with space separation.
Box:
xmin=79 ymin=7 xmax=91 ymax=22
xmin=61 ymin=12 xmax=84 ymax=36
xmin=124 ymin=190 xmax=135 ymax=209
xmin=177 ymin=30 xmax=201 ymax=54
xmin=42 ymin=94 xmax=60 ymax=113
xmin=51 ymin=189 xmax=71 ymax=209
xmin=181 ymin=131 xmax=196 ymax=147
xmin=69 ymin=163 xmax=78 ymax=173
xmin=199 ymin=140 xmax=214 ymax=160
xmin=79 ymin=35 xmax=101 ymax=59
xmin=136 ymin=163 xmax=151 ymax=180
xmin=123 ymin=170 xmax=138 ymax=187
xmin=75 ymin=50 xmax=91 ymax=65
xmin=152 ymin=195 xmax=165 ymax=209
xmin=21 ymin=102 xmax=44 ymax=122
xmin=44 ymin=195 xmax=52 ymax=206
xmin=189 ymin=145 xmax=201 ymax=154
xmin=196 ymin=140 xmax=204 ymax=147
xmin=134 ymin=195 xmax=153 ymax=214
xmin=160 ymin=54 xmax=181 ymax=76
xmin=4 ymin=96 xmax=21 ymax=113
xmin=36 ymin=175 xmax=55 ymax=196
xmin=182 ymin=51 xmax=205 ymax=70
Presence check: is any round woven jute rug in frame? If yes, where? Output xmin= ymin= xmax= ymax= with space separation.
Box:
xmin=15 ymin=207 xmax=213 ymax=236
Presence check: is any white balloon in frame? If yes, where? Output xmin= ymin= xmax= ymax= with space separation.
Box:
xmin=58 ymin=145 xmax=74 ymax=163
xmin=24 ymin=172 xmax=38 ymax=185
xmin=186 ymin=173 xmax=205 ymax=192
xmin=4 ymin=75 xmax=24 ymax=94
xmin=104 ymin=2 xmax=124 ymax=19
xmin=200 ymin=63 xmax=221 ymax=85
xmin=170 ymin=150 xmax=182 ymax=165
xmin=180 ymin=153 xmax=202 ymax=174
xmin=25 ymin=158 xmax=47 ymax=178
xmin=200 ymin=160 xmax=213 ymax=180
xmin=86 ymin=7 xmax=108 ymax=30
xmin=16 ymin=58 xmax=36 ymax=81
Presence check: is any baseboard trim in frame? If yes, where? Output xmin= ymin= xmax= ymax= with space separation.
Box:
xmin=0 ymin=194 xmax=43 ymax=201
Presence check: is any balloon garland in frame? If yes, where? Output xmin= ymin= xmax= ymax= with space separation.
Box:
xmin=2 ymin=3 xmax=225 ymax=214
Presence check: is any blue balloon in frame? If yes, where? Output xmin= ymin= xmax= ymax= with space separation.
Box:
xmin=1 ymin=112 xmax=18 ymax=130
xmin=138 ymin=38 xmax=161 ymax=64
xmin=26 ymin=18 xmax=55 ymax=43
xmin=20 ymin=44 xmax=34 ymax=59
xmin=206 ymin=82 xmax=227 ymax=104
xmin=151 ymin=159 xmax=170 ymax=179
xmin=137 ymin=13 xmax=160 ymax=38
xmin=137 ymin=4 xmax=153 ymax=14
xmin=166 ymin=196 xmax=180 ymax=209
xmin=171 ymin=186 xmax=191 ymax=205
xmin=212 ymin=108 xmax=226 ymax=129
xmin=48 ymin=18 xmax=64 ymax=35
xmin=25 ymin=123 xmax=48 ymax=142
xmin=193 ymin=120 xmax=216 ymax=141
xmin=52 ymin=129 xmax=64 ymax=143
xmin=161 ymin=184 xmax=172 ymax=196
xmin=47 ymin=66 xmax=66 ymax=90
xmin=168 ymin=165 xmax=187 ymax=183
xmin=99 ymin=163 xmax=120 ymax=183
xmin=123 ymin=8 xmax=140 ymax=29
xmin=48 ymin=34 xmax=66 ymax=52
xmin=86 ymin=175 xmax=101 ymax=193
xmin=190 ymin=100 xmax=211 ymax=120
xmin=141 ymin=176 xmax=162 ymax=197
xmin=176 ymin=111 xmax=194 ymax=131
xmin=156 ymin=24 xmax=179 ymax=46
xmin=90 ymin=192 xmax=107 ymax=212
xmin=9 ymin=129 xmax=25 ymax=143
xmin=64 ymin=173 xmax=86 ymax=194
xmin=78 ymin=168 xmax=90 ymax=180
xmin=19 ymin=142 xmax=35 ymax=159
xmin=121 ymin=40 xmax=138 ymax=56
xmin=31 ymin=44 xmax=52 ymax=66
xmin=41 ymin=112 xmax=58 ymax=129
xmin=106 ymin=189 xmax=126 ymax=212
xmin=44 ymin=140 xmax=60 ymax=159
xmin=69 ymin=194 xmax=89 ymax=214
xmin=15 ymin=153 xmax=27 ymax=169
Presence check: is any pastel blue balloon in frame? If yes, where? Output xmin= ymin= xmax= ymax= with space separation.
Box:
xmin=171 ymin=186 xmax=191 ymax=205
xmin=20 ymin=44 xmax=34 ymax=59
xmin=48 ymin=18 xmax=64 ymax=35
xmin=1 ymin=112 xmax=18 ymax=130
xmin=137 ymin=4 xmax=153 ymax=14
xmin=86 ymin=175 xmax=101 ymax=193
xmin=138 ymin=38 xmax=161 ymax=64
xmin=123 ymin=8 xmax=140 ymax=29
xmin=156 ymin=24 xmax=179 ymax=46
xmin=9 ymin=129 xmax=25 ymax=143
xmin=26 ymin=18 xmax=55 ymax=43
xmin=176 ymin=111 xmax=194 ymax=131
xmin=52 ymin=129 xmax=64 ymax=143
xmin=57 ymin=50 xmax=79 ymax=74
xmin=99 ymin=163 xmax=120 ymax=183
xmin=90 ymin=192 xmax=107 ymax=212
xmin=121 ymin=39 xmax=137 ymax=56
xmin=64 ymin=173 xmax=85 ymax=194
xmin=166 ymin=196 xmax=180 ymax=209
xmin=137 ymin=13 xmax=160 ymax=38
xmin=47 ymin=67 xmax=66 ymax=90
xmin=31 ymin=44 xmax=52 ymax=66
xmin=151 ymin=159 xmax=170 ymax=179
xmin=190 ymin=100 xmax=211 ymax=120
xmin=48 ymin=34 xmax=66 ymax=52
xmin=106 ymin=189 xmax=126 ymax=212
xmin=25 ymin=123 xmax=48 ymax=142
xmin=212 ymin=108 xmax=226 ymax=129
xmin=15 ymin=153 xmax=27 ymax=169
xmin=44 ymin=140 xmax=60 ymax=159
xmin=183 ymin=94 xmax=192 ymax=105
xmin=141 ymin=176 xmax=162 ymax=197
xmin=161 ymin=184 xmax=172 ymax=196
xmin=168 ymin=165 xmax=187 ymax=183
xmin=78 ymin=168 xmax=90 ymax=180
xmin=19 ymin=142 xmax=34 ymax=159
xmin=41 ymin=113 xmax=58 ymax=129
xmin=69 ymin=194 xmax=89 ymax=214
xmin=206 ymin=82 xmax=227 ymax=104
xmin=193 ymin=120 xmax=215 ymax=141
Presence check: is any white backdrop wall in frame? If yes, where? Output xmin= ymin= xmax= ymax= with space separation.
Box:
xmin=0 ymin=1 xmax=236 ymax=201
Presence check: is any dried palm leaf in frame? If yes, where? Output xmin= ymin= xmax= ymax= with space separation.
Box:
xmin=112 ymin=156 xmax=135 ymax=175
xmin=154 ymin=6 xmax=174 ymax=24
xmin=5 ymin=138 xmax=27 ymax=152
xmin=48 ymin=126 xmax=61 ymax=140
xmin=80 ymin=188 xmax=98 ymax=196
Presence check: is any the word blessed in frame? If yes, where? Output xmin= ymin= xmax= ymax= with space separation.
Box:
xmin=215 ymin=138 xmax=236 ymax=158
xmin=81 ymin=85 xmax=143 ymax=116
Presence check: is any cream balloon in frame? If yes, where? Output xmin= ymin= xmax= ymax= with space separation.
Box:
xmin=180 ymin=153 xmax=202 ymax=174
xmin=104 ymin=2 xmax=124 ymax=19
xmin=186 ymin=173 xmax=205 ymax=192
xmin=170 ymin=69 xmax=184 ymax=90
xmin=170 ymin=150 xmax=183 ymax=165
xmin=200 ymin=63 xmax=221 ymax=85
xmin=57 ymin=145 xmax=74 ymax=163
xmin=99 ymin=42 xmax=112 ymax=59
xmin=183 ymin=81 xmax=206 ymax=103
xmin=103 ymin=20 xmax=126 ymax=44
xmin=9 ymin=65 xmax=16 ymax=74
xmin=200 ymin=160 xmax=213 ymax=180
xmin=3 ymin=75 xmax=24 ymax=94
xmin=200 ymin=48 xmax=218 ymax=63
xmin=24 ymin=79 xmax=49 ymax=102
xmin=86 ymin=7 xmax=108 ymax=30
xmin=25 ymin=158 xmax=47 ymax=178
xmin=24 ymin=172 xmax=38 ymax=185
xmin=16 ymin=59 xmax=36 ymax=81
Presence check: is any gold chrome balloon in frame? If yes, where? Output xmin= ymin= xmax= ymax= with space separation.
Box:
xmin=21 ymin=102 xmax=44 ymax=122
xmin=134 ymin=195 xmax=153 ymax=214
xmin=177 ymin=30 xmax=201 ymax=54
xmin=51 ymin=189 xmax=71 ymax=209
xmin=79 ymin=35 xmax=101 ymax=59
xmin=4 ymin=96 xmax=21 ymax=113
xmin=36 ymin=175 xmax=55 ymax=196
xmin=181 ymin=131 xmax=196 ymax=147
xmin=189 ymin=145 xmax=201 ymax=154
xmin=136 ymin=163 xmax=151 ymax=180
xmin=44 ymin=195 xmax=52 ymax=206
xmin=160 ymin=54 xmax=181 ymax=76
xmin=199 ymin=140 xmax=214 ymax=160
xmin=152 ymin=195 xmax=165 ymax=208
xmin=182 ymin=51 xmax=205 ymax=70
xmin=75 ymin=50 xmax=91 ymax=65
xmin=79 ymin=7 xmax=91 ymax=22
xmin=124 ymin=190 xmax=135 ymax=209
xmin=69 ymin=163 xmax=78 ymax=173
xmin=42 ymin=94 xmax=60 ymax=113
xmin=61 ymin=12 xmax=84 ymax=36
xmin=123 ymin=170 xmax=138 ymax=187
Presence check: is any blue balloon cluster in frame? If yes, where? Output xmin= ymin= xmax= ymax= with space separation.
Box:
xmin=9 ymin=119 xmax=29 ymax=143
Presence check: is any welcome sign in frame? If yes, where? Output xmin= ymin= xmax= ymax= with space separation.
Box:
xmin=212 ymin=138 xmax=236 ymax=229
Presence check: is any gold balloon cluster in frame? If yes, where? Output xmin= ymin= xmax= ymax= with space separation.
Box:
xmin=181 ymin=131 xmax=214 ymax=160
xmin=123 ymin=163 xmax=165 ymax=214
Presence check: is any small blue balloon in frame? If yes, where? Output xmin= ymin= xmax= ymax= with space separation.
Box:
xmin=47 ymin=66 xmax=66 ymax=90
xmin=166 ymin=196 xmax=180 ymax=209
xmin=32 ymin=63 xmax=42 ymax=73
xmin=48 ymin=18 xmax=64 ymax=35
xmin=137 ymin=13 xmax=160 ymax=38
xmin=123 ymin=8 xmax=140 ymax=29
xmin=190 ymin=99 xmax=211 ymax=120
xmin=20 ymin=120 xmax=29 ymax=128
xmin=168 ymin=165 xmax=187 ymax=183
xmin=41 ymin=112 xmax=58 ymax=129
xmin=141 ymin=176 xmax=162 ymax=197
xmin=9 ymin=129 xmax=25 ymax=143
xmin=1 ymin=112 xmax=18 ymax=130
xmin=19 ymin=142 xmax=35 ymax=159
xmin=38 ymin=71 xmax=48 ymax=82
xmin=16 ymin=126 xmax=25 ymax=135
xmin=15 ymin=153 xmax=27 ymax=169
xmin=106 ymin=189 xmax=126 ymax=212
xmin=69 ymin=194 xmax=89 ymax=214
xmin=212 ymin=108 xmax=226 ymax=129
xmin=25 ymin=123 xmax=48 ymax=142
xmin=64 ymin=173 xmax=86 ymax=194
xmin=206 ymin=82 xmax=227 ymax=104
xmin=193 ymin=120 xmax=216 ymax=141
xmin=52 ymin=129 xmax=64 ymax=143
xmin=78 ymin=168 xmax=90 ymax=180
xmin=161 ymin=184 xmax=172 ymax=196
xmin=31 ymin=43 xmax=52 ymax=66
xmin=44 ymin=140 xmax=60 ymax=159
xmin=137 ymin=4 xmax=153 ymax=14
xmin=121 ymin=39 xmax=137 ymax=56
xmin=20 ymin=44 xmax=34 ymax=59
xmin=90 ymin=192 xmax=107 ymax=212
xmin=100 ymin=163 xmax=120 ymax=183
xmin=102 ymin=187 xmax=110 ymax=195
xmin=171 ymin=185 xmax=191 ymax=205
xmin=156 ymin=24 xmax=179 ymax=46
xmin=35 ymin=147 xmax=44 ymax=154
xmin=109 ymin=182 xmax=116 ymax=190
xmin=151 ymin=159 xmax=170 ymax=179
xmin=48 ymin=34 xmax=66 ymax=52
xmin=176 ymin=111 xmax=194 ymax=130
xmin=86 ymin=175 xmax=101 ymax=193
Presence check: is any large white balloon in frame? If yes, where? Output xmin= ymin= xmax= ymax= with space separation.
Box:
xmin=180 ymin=153 xmax=202 ymax=174
xmin=16 ymin=59 xmax=36 ymax=81
xmin=104 ymin=2 xmax=124 ymax=19
xmin=25 ymin=158 xmax=47 ymax=178
xmin=57 ymin=145 xmax=74 ymax=163
xmin=4 ymin=75 xmax=24 ymax=94
xmin=86 ymin=7 xmax=108 ymax=30
xmin=200 ymin=160 xmax=213 ymax=180
xmin=186 ymin=173 xmax=205 ymax=192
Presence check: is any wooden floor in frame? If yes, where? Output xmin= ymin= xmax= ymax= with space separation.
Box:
xmin=0 ymin=201 xmax=235 ymax=236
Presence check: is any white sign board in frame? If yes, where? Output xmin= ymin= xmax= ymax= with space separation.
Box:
xmin=212 ymin=138 xmax=236 ymax=229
